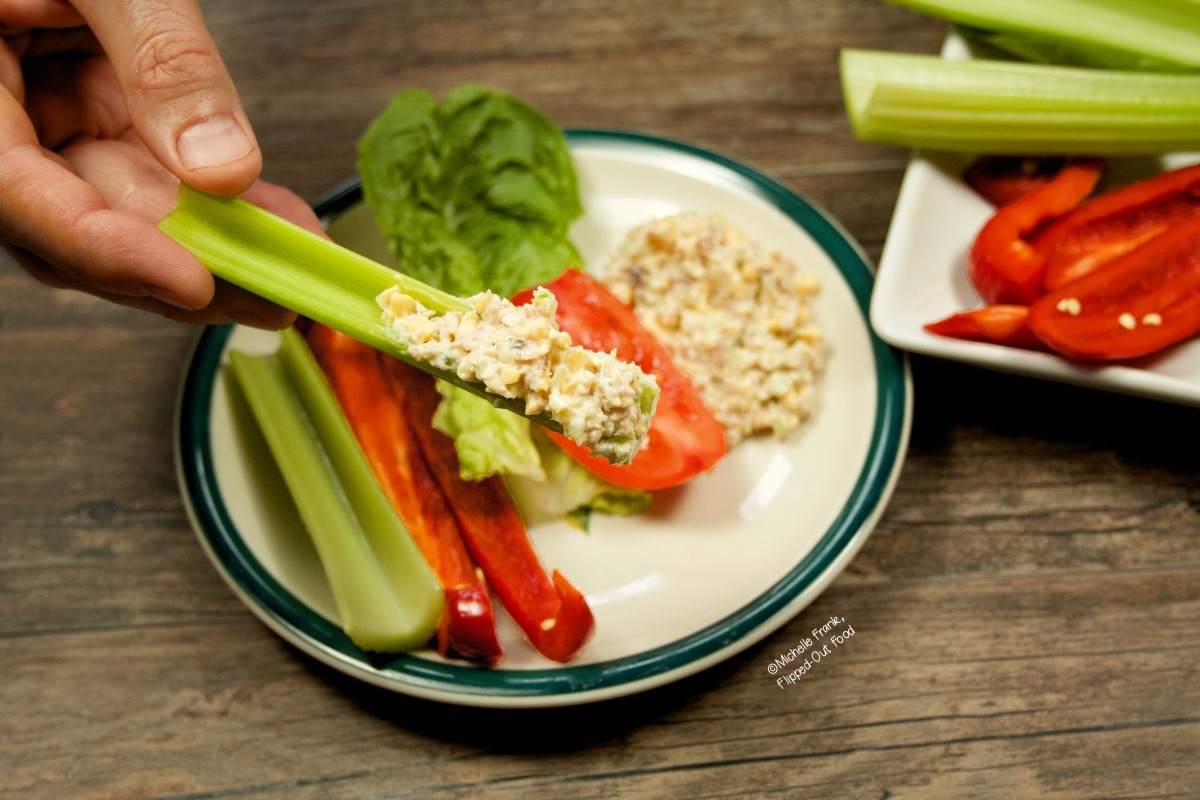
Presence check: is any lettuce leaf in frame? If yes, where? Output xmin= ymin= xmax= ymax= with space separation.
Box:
xmin=431 ymin=381 xmax=545 ymax=482
xmin=357 ymin=84 xmax=583 ymax=299
xmin=503 ymin=428 xmax=652 ymax=530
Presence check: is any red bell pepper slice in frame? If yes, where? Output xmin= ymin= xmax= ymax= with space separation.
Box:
xmin=1028 ymin=215 xmax=1200 ymax=361
xmin=513 ymin=269 xmax=727 ymax=491
xmin=302 ymin=323 xmax=504 ymax=666
xmin=967 ymin=158 xmax=1105 ymax=305
xmin=391 ymin=359 xmax=596 ymax=664
xmin=923 ymin=305 xmax=1046 ymax=351
xmin=964 ymin=156 xmax=1070 ymax=207
xmin=1033 ymin=161 xmax=1200 ymax=291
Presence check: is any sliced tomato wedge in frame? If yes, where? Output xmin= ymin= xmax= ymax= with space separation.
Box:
xmin=513 ymin=269 xmax=727 ymax=490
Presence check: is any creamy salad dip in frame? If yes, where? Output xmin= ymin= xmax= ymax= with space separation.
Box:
xmin=600 ymin=211 xmax=826 ymax=445
xmin=378 ymin=285 xmax=658 ymax=462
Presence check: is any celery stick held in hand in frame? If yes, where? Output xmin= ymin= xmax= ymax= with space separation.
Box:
xmin=157 ymin=186 xmax=660 ymax=465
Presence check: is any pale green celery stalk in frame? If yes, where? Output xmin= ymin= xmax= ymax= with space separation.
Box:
xmin=158 ymin=184 xmax=469 ymax=337
xmin=227 ymin=328 xmax=442 ymax=653
xmin=159 ymin=184 xmax=657 ymax=465
xmin=884 ymin=0 xmax=1200 ymax=71
xmin=840 ymin=49 xmax=1200 ymax=154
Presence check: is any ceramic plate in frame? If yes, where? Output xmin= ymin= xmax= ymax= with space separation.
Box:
xmin=870 ymin=35 xmax=1200 ymax=407
xmin=175 ymin=130 xmax=912 ymax=708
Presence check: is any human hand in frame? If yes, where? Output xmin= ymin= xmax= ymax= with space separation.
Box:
xmin=0 ymin=0 xmax=322 ymax=329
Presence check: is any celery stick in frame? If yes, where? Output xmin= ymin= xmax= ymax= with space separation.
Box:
xmin=840 ymin=49 xmax=1200 ymax=154
xmin=228 ymin=328 xmax=442 ymax=652
xmin=957 ymin=26 xmax=1182 ymax=73
xmin=884 ymin=0 xmax=1200 ymax=71
xmin=159 ymin=184 xmax=470 ymax=342
xmin=159 ymin=184 xmax=658 ymax=465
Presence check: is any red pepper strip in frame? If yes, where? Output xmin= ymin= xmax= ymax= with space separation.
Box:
xmin=1028 ymin=215 xmax=1200 ymax=361
xmin=513 ymin=269 xmax=727 ymax=491
xmin=964 ymin=156 xmax=1070 ymax=207
xmin=967 ymin=158 xmax=1105 ymax=305
xmin=923 ymin=305 xmax=1046 ymax=351
xmin=302 ymin=323 xmax=504 ymax=665
xmin=390 ymin=359 xmax=596 ymax=664
xmin=1033 ymin=162 xmax=1200 ymax=291
xmin=439 ymin=583 xmax=504 ymax=665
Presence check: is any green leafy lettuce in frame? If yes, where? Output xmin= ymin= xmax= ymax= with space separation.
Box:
xmin=357 ymin=83 xmax=583 ymax=298
xmin=503 ymin=429 xmax=652 ymax=530
xmin=431 ymin=380 xmax=545 ymax=482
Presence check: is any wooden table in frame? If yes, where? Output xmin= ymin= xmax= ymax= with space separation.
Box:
xmin=3 ymin=2 xmax=1198 ymax=797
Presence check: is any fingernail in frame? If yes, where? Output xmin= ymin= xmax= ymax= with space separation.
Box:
xmin=145 ymin=284 xmax=196 ymax=310
xmin=177 ymin=117 xmax=253 ymax=171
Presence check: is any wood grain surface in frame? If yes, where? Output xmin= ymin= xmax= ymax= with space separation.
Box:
xmin=2 ymin=2 xmax=1197 ymax=798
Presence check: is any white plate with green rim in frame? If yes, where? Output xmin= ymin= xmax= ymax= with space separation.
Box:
xmin=174 ymin=130 xmax=912 ymax=708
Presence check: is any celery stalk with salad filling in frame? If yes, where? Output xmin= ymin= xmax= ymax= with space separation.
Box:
xmin=227 ymin=327 xmax=443 ymax=653
xmin=158 ymin=185 xmax=658 ymax=466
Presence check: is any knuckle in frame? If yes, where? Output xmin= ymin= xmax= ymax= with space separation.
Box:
xmin=128 ymin=28 xmax=220 ymax=97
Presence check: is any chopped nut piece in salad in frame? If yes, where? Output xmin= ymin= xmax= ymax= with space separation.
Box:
xmin=600 ymin=212 xmax=826 ymax=445
xmin=377 ymin=285 xmax=659 ymax=463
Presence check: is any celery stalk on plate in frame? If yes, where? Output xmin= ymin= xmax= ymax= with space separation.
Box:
xmin=227 ymin=327 xmax=443 ymax=653
xmin=883 ymin=0 xmax=1200 ymax=72
xmin=839 ymin=48 xmax=1200 ymax=154
xmin=159 ymin=184 xmax=658 ymax=465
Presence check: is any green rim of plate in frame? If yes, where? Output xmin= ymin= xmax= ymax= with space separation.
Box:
xmin=176 ymin=129 xmax=910 ymax=704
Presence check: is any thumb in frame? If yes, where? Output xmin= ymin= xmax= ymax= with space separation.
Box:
xmin=73 ymin=0 xmax=261 ymax=196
